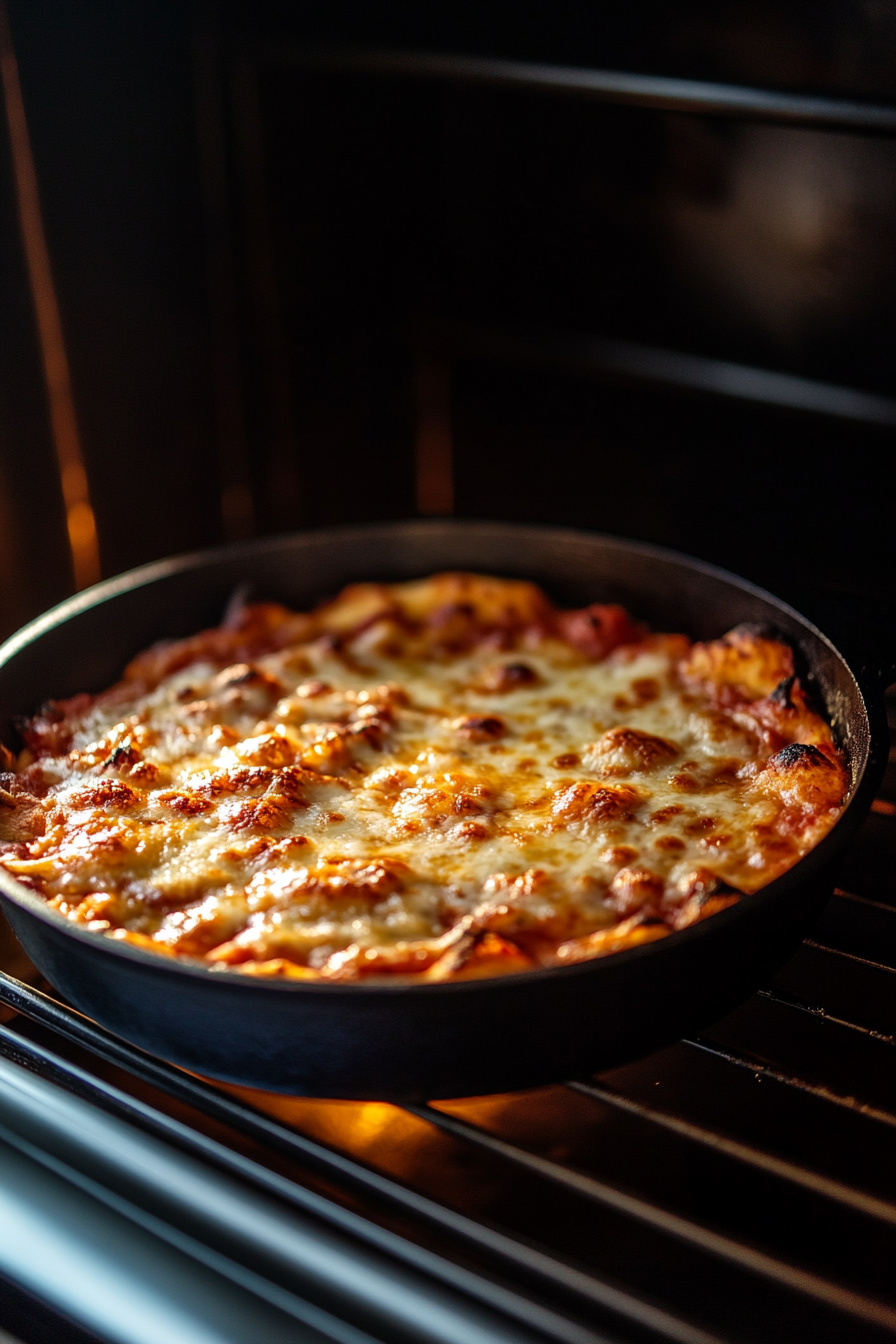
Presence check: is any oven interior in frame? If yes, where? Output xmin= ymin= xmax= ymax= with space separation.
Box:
xmin=0 ymin=4 xmax=895 ymax=1341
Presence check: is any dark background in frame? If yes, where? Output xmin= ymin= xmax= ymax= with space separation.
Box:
xmin=1 ymin=0 xmax=894 ymax=640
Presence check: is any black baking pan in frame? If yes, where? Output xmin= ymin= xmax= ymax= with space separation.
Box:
xmin=0 ymin=521 xmax=890 ymax=1100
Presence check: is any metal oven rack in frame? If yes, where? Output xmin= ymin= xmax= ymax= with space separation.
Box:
xmin=0 ymin=689 xmax=892 ymax=1344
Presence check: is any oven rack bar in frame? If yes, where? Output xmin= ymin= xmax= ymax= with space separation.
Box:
xmin=0 ymin=1045 xmax=567 ymax=1344
xmin=749 ymin=984 xmax=894 ymax=1048
xmin=405 ymin=1100 xmax=896 ymax=1334
xmin=698 ymin=997 xmax=896 ymax=1114
xmin=804 ymin=936 xmax=896 ymax=981
xmin=688 ymin=1028 xmax=896 ymax=1128
xmin=758 ymin=982 xmax=896 ymax=1057
xmin=759 ymin=956 xmax=896 ymax=1057
xmin=264 ymin=46 xmax=896 ymax=133
xmin=567 ymin=1077 xmax=896 ymax=1229
xmin=2 ymin=940 xmax=896 ymax=1343
xmin=445 ymin=325 xmax=896 ymax=430
xmin=0 ymin=1119 xmax=343 ymax=1344
xmin=0 ymin=973 xmax=705 ymax=1344
xmin=580 ymin=1015 xmax=896 ymax=1228
xmin=818 ymin=888 xmax=896 ymax=966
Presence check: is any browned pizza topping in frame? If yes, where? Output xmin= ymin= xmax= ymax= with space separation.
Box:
xmin=0 ymin=573 xmax=848 ymax=981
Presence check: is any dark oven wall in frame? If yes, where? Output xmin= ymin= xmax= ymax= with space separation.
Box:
xmin=1 ymin=0 xmax=894 ymax=643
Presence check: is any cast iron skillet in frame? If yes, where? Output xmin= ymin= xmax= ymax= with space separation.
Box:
xmin=0 ymin=521 xmax=890 ymax=1100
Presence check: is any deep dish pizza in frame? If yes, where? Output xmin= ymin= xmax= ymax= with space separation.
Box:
xmin=0 ymin=574 xmax=848 ymax=982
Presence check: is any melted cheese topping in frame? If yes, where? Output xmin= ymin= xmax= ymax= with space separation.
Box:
xmin=0 ymin=574 xmax=848 ymax=981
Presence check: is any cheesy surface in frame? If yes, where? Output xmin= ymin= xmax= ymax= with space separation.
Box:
xmin=0 ymin=574 xmax=848 ymax=981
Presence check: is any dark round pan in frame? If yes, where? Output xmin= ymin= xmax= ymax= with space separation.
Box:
xmin=0 ymin=521 xmax=890 ymax=1100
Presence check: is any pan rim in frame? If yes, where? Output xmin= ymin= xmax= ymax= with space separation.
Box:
xmin=0 ymin=519 xmax=874 ymax=996
xmin=0 ymin=518 xmax=861 ymax=670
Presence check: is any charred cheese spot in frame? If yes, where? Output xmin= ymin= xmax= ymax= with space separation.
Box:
xmin=454 ymin=821 xmax=491 ymax=842
xmin=220 ymin=793 xmax=298 ymax=832
xmin=156 ymin=790 xmax=213 ymax=816
xmin=103 ymin=739 xmax=142 ymax=772
xmin=737 ymin=679 xmax=834 ymax=751
xmin=681 ymin=626 xmax=794 ymax=701
xmin=599 ymin=845 xmax=639 ymax=868
xmin=196 ymin=766 xmax=274 ymax=797
xmin=299 ymin=730 xmax=354 ymax=774
xmin=550 ymin=781 xmax=641 ymax=824
xmin=752 ymin=742 xmax=848 ymax=825
xmin=212 ymin=663 xmax=281 ymax=697
xmin=296 ymin=680 xmax=331 ymax=698
xmin=69 ymin=781 xmax=141 ymax=810
xmin=129 ymin=760 xmax=162 ymax=785
xmin=477 ymin=662 xmax=539 ymax=693
xmin=650 ymin=805 xmax=684 ymax=823
xmin=663 ymin=867 xmax=740 ymax=930
xmin=606 ymin=867 xmax=665 ymax=917
xmin=654 ymin=835 xmax=686 ymax=852
xmin=584 ymin=726 xmax=679 ymax=775
xmin=438 ymin=931 xmax=536 ymax=980
xmin=233 ymin=732 xmax=295 ymax=768
xmin=365 ymin=765 xmax=413 ymax=795
xmin=357 ymin=682 xmax=408 ymax=708
xmin=392 ymin=777 xmax=492 ymax=832
xmin=451 ymin=714 xmax=506 ymax=742
xmin=0 ymin=574 xmax=847 ymax=980
xmin=554 ymin=915 xmax=669 ymax=964
xmin=631 ymin=678 xmax=660 ymax=704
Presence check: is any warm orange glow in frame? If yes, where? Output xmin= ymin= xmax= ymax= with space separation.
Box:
xmin=346 ymin=1101 xmax=403 ymax=1141
xmin=0 ymin=0 xmax=101 ymax=590
xmin=220 ymin=1090 xmax=416 ymax=1154
xmin=213 ymin=1080 xmax=587 ymax=1208
xmin=66 ymin=502 xmax=99 ymax=589
xmin=217 ymin=1085 xmax=464 ymax=1188
xmin=61 ymin=461 xmax=88 ymax=506
xmin=415 ymin=357 xmax=454 ymax=516
xmin=220 ymin=483 xmax=255 ymax=541
xmin=432 ymin=1085 xmax=595 ymax=1147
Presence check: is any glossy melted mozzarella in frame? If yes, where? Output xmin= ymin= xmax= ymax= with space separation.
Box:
xmin=0 ymin=577 xmax=848 ymax=981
